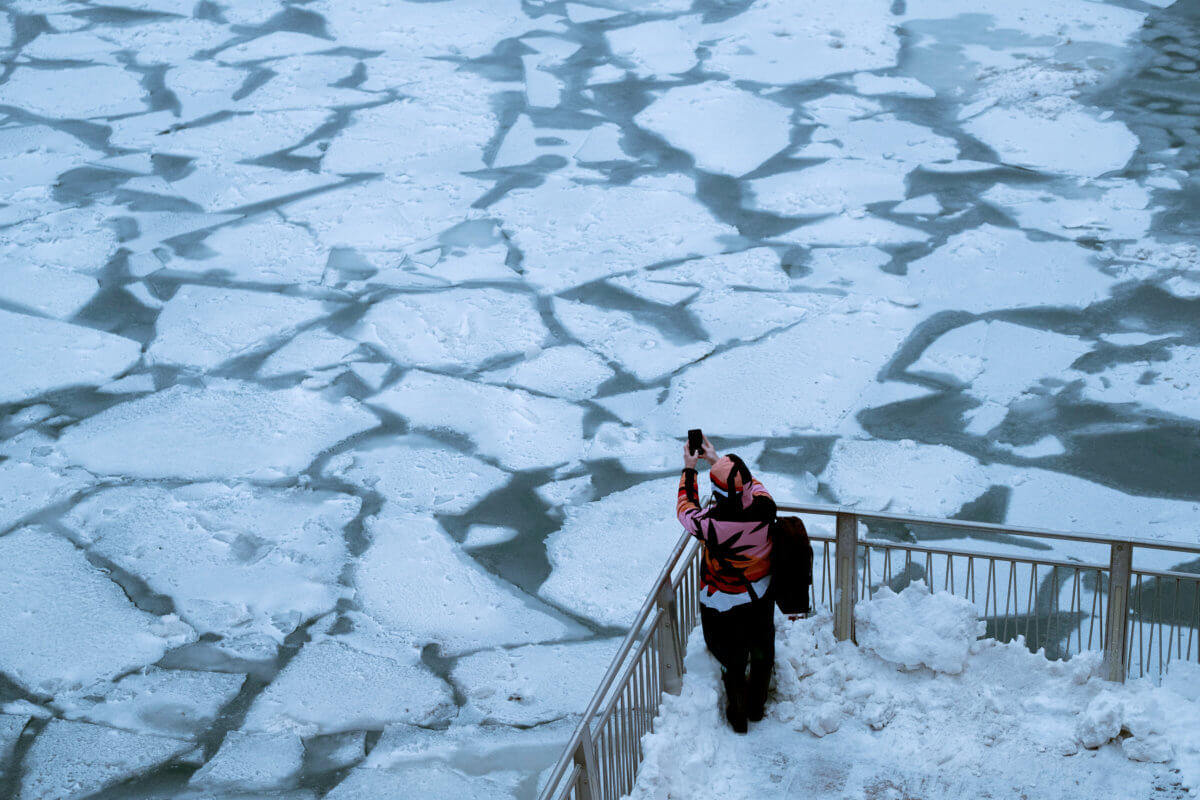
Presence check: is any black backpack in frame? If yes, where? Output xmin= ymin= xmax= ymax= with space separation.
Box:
xmin=770 ymin=516 xmax=814 ymax=615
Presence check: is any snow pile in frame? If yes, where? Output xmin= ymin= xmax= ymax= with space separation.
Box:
xmin=629 ymin=588 xmax=1200 ymax=799
xmin=854 ymin=582 xmax=984 ymax=674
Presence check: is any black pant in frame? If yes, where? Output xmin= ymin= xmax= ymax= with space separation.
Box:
xmin=700 ymin=594 xmax=774 ymax=710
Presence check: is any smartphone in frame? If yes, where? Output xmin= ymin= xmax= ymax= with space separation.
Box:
xmin=688 ymin=429 xmax=703 ymax=456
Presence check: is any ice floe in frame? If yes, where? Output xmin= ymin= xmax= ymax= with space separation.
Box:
xmin=748 ymin=159 xmax=909 ymax=216
xmin=851 ymin=73 xmax=937 ymax=98
xmin=904 ymin=225 xmax=1117 ymax=314
xmin=0 ymin=310 xmax=141 ymax=404
xmin=181 ymin=218 xmax=328 ymax=284
xmin=964 ymin=107 xmax=1138 ymax=178
xmin=703 ymin=0 xmax=900 ymax=85
xmin=64 ymin=483 xmax=359 ymax=641
xmin=452 ymin=638 xmax=621 ymax=725
xmin=492 ymin=174 xmax=737 ymax=294
xmin=355 ymin=514 xmax=579 ymax=654
xmin=189 ymin=731 xmax=305 ymax=792
xmin=352 ymin=288 xmax=546 ymax=372
xmin=1075 ymin=345 xmax=1200 ymax=422
xmin=0 ymin=64 xmax=146 ymax=118
xmin=539 ymin=477 xmax=685 ymax=627
xmin=634 ymin=82 xmax=792 ymax=176
xmin=324 ymin=435 xmax=508 ymax=515
xmin=56 ymin=380 xmax=378 ymax=481
xmin=909 ymin=320 xmax=1094 ymax=407
xmin=777 ymin=214 xmax=930 ymax=247
xmin=148 ymin=285 xmax=333 ymax=371
xmin=242 ymin=635 xmax=453 ymax=736
xmin=0 ymin=264 xmax=97 ymax=319
xmin=607 ymin=17 xmax=700 ymax=77
xmin=258 ymin=328 xmax=360 ymax=378
xmin=646 ymin=297 xmax=920 ymax=437
xmin=0 ymin=459 xmax=90 ymax=534
xmin=0 ymin=527 xmax=193 ymax=694
xmin=983 ymin=181 xmax=1152 ymax=242
xmin=56 ymin=668 xmax=244 ymax=740
xmin=481 ymin=345 xmax=614 ymax=400
xmin=553 ymin=298 xmax=713 ymax=383
xmin=370 ymin=371 xmax=584 ymax=471
xmin=18 ymin=719 xmax=192 ymax=800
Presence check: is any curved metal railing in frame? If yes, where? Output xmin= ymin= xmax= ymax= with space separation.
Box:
xmin=537 ymin=502 xmax=1200 ymax=800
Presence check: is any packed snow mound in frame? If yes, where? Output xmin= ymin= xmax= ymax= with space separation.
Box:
xmin=854 ymin=581 xmax=985 ymax=674
xmin=629 ymin=591 xmax=1199 ymax=799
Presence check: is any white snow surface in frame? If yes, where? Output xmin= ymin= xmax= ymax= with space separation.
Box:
xmin=629 ymin=590 xmax=1200 ymax=799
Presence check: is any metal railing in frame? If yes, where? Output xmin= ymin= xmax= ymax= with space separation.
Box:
xmin=537 ymin=502 xmax=1200 ymax=800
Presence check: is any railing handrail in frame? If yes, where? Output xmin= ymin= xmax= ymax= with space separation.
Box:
xmin=538 ymin=499 xmax=1200 ymax=800
xmin=775 ymin=502 xmax=1200 ymax=554
xmin=536 ymin=531 xmax=696 ymax=798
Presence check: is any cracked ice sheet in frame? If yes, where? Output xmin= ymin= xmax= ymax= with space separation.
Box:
xmin=147 ymin=285 xmax=335 ymax=372
xmin=635 ymin=82 xmax=792 ymax=177
xmin=352 ymin=288 xmax=547 ymax=372
xmin=0 ymin=126 xmax=100 ymax=200
xmin=324 ymin=434 xmax=508 ymax=515
xmin=0 ymin=527 xmax=193 ymax=695
xmin=481 ymin=345 xmax=614 ymax=401
xmin=553 ymin=298 xmax=713 ymax=383
xmin=0 ymin=459 xmax=91 ymax=534
xmin=901 ymin=0 xmax=1146 ymax=47
xmin=492 ymin=174 xmax=738 ymax=294
xmin=0 ymin=310 xmax=141 ymax=405
xmin=370 ymin=372 xmax=585 ymax=471
xmin=326 ymin=761 xmax=516 ymax=800
xmin=703 ymin=0 xmax=899 ymax=85
xmin=19 ymin=720 xmax=193 ymax=800
xmin=64 ymin=484 xmax=359 ymax=642
xmin=55 ymin=380 xmax=378 ymax=481
xmin=452 ymin=638 xmax=621 ymax=726
xmin=1074 ymin=345 xmax=1200 ymax=423
xmin=0 ymin=206 xmax=116 ymax=274
xmin=540 ymin=477 xmax=686 ymax=628
xmin=644 ymin=297 xmax=921 ymax=438
xmin=904 ymin=225 xmax=1117 ymax=314
xmin=776 ymin=214 xmax=930 ymax=247
xmin=55 ymin=668 xmax=244 ymax=740
xmin=354 ymin=514 xmax=581 ymax=655
xmin=799 ymin=106 xmax=959 ymax=164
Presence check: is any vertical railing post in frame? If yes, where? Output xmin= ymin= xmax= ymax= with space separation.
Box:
xmin=572 ymin=724 xmax=598 ymax=800
xmin=656 ymin=578 xmax=684 ymax=695
xmin=835 ymin=512 xmax=858 ymax=642
xmin=1104 ymin=541 xmax=1133 ymax=682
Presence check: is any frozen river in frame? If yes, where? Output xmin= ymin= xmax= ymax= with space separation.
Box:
xmin=0 ymin=0 xmax=1198 ymax=797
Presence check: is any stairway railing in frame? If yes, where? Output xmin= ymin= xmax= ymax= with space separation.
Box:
xmin=537 ymin=502 xmax=1200 ymax=800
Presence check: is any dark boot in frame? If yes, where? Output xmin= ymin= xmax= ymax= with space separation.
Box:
xmin=722 ymin=670 xmax=748 ymax=734
xmin=746 ymin=660 xmax=771 ymax=722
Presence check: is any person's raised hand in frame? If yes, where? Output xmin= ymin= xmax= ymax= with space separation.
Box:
xmin=700 ymin=434 xmax=718 ymax=465
xmin=683 ymin=441 xmax=700 ymax=470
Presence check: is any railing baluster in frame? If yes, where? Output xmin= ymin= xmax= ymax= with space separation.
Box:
xmin=835 ymin=513 xmax=858 ymax=641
